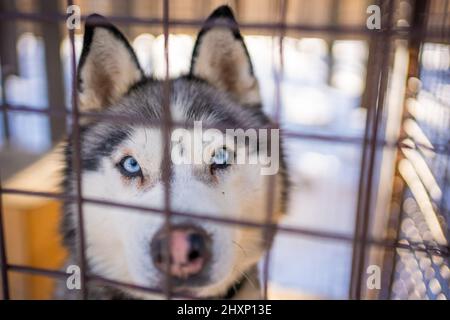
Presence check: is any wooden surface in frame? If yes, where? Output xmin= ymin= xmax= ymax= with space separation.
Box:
xmin=4 ymin=200 xmax=67 ymax=299
xmin=3 ymin=144 xmax=66 ymax=299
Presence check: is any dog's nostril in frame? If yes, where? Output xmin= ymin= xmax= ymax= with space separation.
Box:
xmin=188 ymin=250 xmax=200 ymax=261
xmin=188 ymin=233 xmax=205 ymax=261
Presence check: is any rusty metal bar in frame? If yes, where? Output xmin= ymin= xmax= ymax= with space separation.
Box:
xmin=0 ymin=169 xmax=9 ymax=300
xmin=38 ymin=0 xmax=67 ymax=143
xmin=67 ymin=0 xmax=87 ymax=300
xmin=0 ymin=69 xmax=10 ymax=145
xmin=1 ymin=103 xmax=448 ymax=156
xmin=2 ymin=187 xmax=448 ymax=258
xmin=350 ymin=0 xmax=395 ymax=300
xmin=262 ymin=0 xmax=288 ymax=300
xmin=0 ymin=0 xmax=17 ymax=143
xmin=7 ymin=263 xmax=198 ymax=299
xmin=87 ymin=274 xmax=196 ymax=300
xmin=0 ymin=0 xmax=448 ymax=301
xmin=350 ymin=39 xmax=378 ymax=300
xmin=0 ymin=2 xmax=12 ymax=282
xmin=8 ymin=264 xmax=68 ymax=279
xmin=0 ymin=10 xmax=448 ymax=42
xmin=161 ymin=0 xmax=173 ymax=300
xmin=349 ymin=0 xmax=383 ymax=299
xmin=355 ymin=2 xmax=395 ymax=298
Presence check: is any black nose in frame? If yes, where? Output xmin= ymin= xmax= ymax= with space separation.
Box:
xmin=150 ymin=225 xmax=210 ymax=279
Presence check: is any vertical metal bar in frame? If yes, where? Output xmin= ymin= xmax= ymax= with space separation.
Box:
xmin=113 ymin=1 xmax=132 ymax=38
xmin=349 ymin=41 xmax=377 ymax=300
xmin=326 ymin=0 xmax=339 ymax=85
xmin=0 ymin=0 xmax=16 ymax=144
xmin=0 ymin=0 xmax=17 ymax=76
xmin=0 ymin=72 xmax=11 ymax=145
xmin=0 ymin=67 xmax=10 ymax=146
xmin=262 ymin=0 xmax=287 ymax=300
xmin=67 ymin=0 xmax=87 ymax=300
xmin=0 ymin=1 xmax=15 ymax=292
xmin=354 ymin=0 xmax=395 ymax=297
xmin=0 ymin=170 xmax=10 ymax=300
xmin=349 ymin=0 xmax=382 ymax=299
xmin=38 ymin=0 xmax=66 ymax=143
xmin=350 ymin=0 xmax=395 ymax=300
xmin=161 ymin=0 xmax=173 ymax=300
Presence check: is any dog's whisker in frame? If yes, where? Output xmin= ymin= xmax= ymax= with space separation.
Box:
xmin=242 ymin=271 xmax=258 ymax=291
xmin=232 ymin=240 xmax=248 ymax=257
xmin=232 ymin=240 xmax=266 ymax=255
xmin=233 ymin=267 xmax=258 ymax=292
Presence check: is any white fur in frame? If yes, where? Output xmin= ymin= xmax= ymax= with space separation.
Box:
xmin=79 ymin=126 xmax=282 ymax=298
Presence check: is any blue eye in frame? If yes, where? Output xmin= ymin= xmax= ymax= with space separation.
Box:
xmin=213 ymin=148 xmax=230 ymax=165
xmin=210 ymin=148 xmax=232 ymax=174
xmin=118 ymin=156 xmax=142 ymax=177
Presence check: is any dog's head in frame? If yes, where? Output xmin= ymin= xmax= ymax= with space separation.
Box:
xmin=63 ymin=6 xmax=288 ymax=299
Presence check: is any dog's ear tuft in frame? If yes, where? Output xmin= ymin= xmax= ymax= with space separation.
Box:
xmin=77 ymin=14 xmax=144 ymax=112
xmin=190 ymin=6 xmax=261 ymax=107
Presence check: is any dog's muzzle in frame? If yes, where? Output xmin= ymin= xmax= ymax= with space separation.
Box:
xmin=150 ymin=225 xmax=211 ymax=279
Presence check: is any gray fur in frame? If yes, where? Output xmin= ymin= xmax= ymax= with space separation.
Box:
xmin=60 ymin=6 xmax=289 ymax=300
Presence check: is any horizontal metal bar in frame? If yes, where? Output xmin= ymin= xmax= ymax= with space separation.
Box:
xmin=0 ymin=103 xmax=448 ymax=154
xmin=0 ymin=11 xmax=449 ymax=41
xmin=8 ymin=264 xmax=68 ymax=279
xmin=8 ymin=264 xmax=197 ymax=299
xmin=88 ymin=274 xmax=196 ymax=299
xmin=2 ymin=188 xmax=449 ymax=257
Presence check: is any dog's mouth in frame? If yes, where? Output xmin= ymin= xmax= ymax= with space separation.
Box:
xmin=165 ymin=269 xmax=249 ymax=300
xmin=155 ymin=266 xmax=213 ymax=294
xmin=151 ymin=259 xmax=238 ymax=299
xmin=158 ymin=279 xmax=230 ymax=299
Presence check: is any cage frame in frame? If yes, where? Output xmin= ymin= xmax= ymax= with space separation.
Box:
xmin=0 ymin=0 xmax=449 ymax=300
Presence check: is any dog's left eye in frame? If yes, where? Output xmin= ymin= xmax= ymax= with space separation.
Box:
xmin=210 ymin=147 xmax=232 ymax=174
xmin=118 ymin=156 xmax=142 ymax=178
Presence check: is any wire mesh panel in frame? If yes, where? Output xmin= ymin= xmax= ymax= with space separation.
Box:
xmin=0 ymin=0 xmax=449 ymax=300
xmin=389 ymin=19 xmax=450 ymax=299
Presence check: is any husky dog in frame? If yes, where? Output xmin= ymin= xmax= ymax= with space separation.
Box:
xmin=59 ymin=5 xmax=288 ymax=299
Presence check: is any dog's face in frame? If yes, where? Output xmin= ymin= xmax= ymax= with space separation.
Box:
xmin=63 ymin=6 xmax=287 ymax=299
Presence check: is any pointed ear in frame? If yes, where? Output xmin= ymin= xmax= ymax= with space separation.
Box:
xmin=190 ymin=6 xmax=261 ymax=106
xmin=77 ymin=14 xmax=144 ymax=112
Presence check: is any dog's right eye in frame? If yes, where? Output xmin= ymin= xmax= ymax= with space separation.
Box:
xmin=117 ymin=156 xmax=143 ymax=178
xmin=210 ymin=147 xmax=232 ymax=175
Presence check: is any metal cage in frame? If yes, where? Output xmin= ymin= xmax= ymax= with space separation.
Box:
xmin=0 ymin=0 xmax=449 ymax=300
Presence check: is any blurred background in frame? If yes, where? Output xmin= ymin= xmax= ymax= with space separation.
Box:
xmin=0 ymin=0 xmax=449 ymax=299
